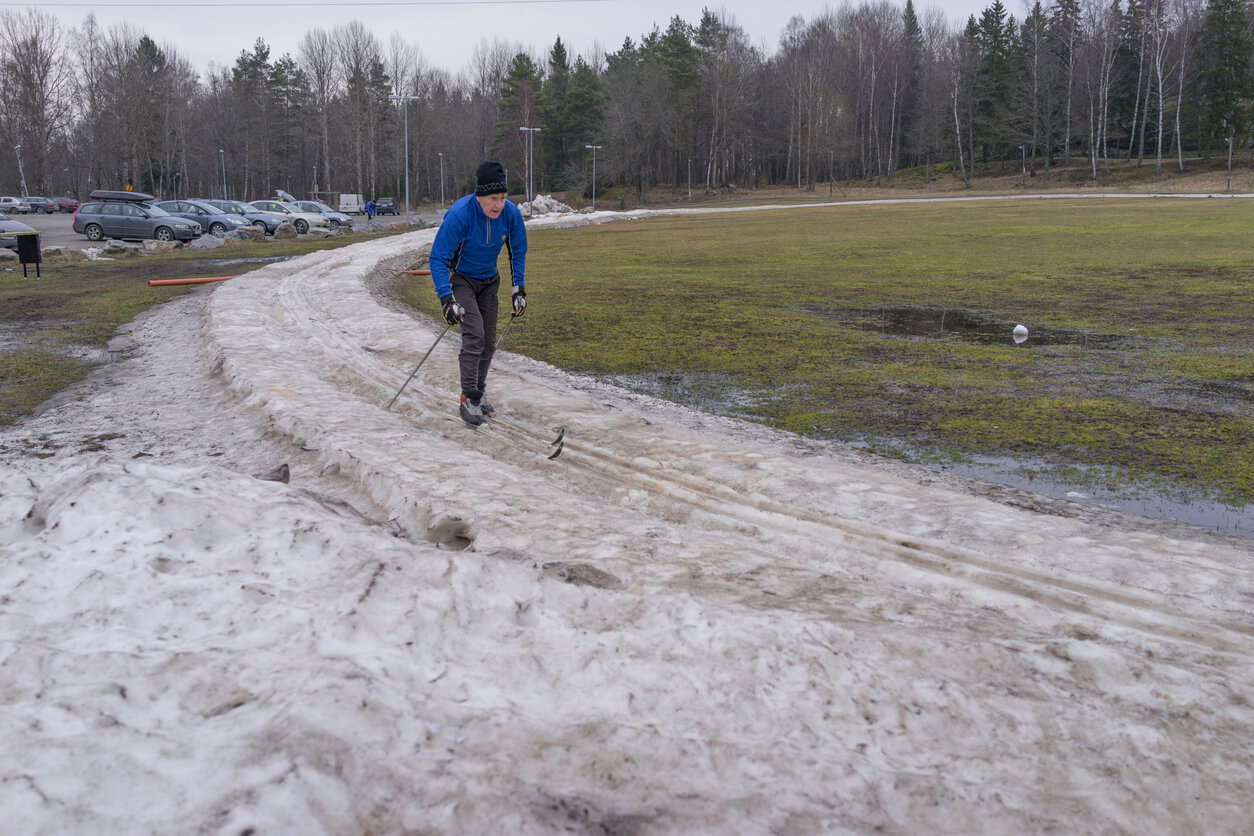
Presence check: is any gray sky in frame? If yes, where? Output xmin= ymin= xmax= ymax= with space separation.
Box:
xmin=26 ymin=0 xmax=998 ymax=79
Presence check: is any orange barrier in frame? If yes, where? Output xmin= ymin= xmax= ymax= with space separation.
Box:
xmin=147 ymin=276 xmax=235 ymax=287
xmin=402 ymin=269 xmax=431 ymax=275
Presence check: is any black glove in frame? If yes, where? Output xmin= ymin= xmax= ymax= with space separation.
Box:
xmin=511 ymin=285 xmax=527 ymax=317
xmin=440 ymin=295 xmax=464 ymax=325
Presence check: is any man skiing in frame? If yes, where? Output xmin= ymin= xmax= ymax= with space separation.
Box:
xmin=429 ymin=160 xmax=528 ymax=426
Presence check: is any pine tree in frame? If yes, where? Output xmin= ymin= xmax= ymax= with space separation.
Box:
xmin=1200 ymin=0 xmax=1253 ymax=153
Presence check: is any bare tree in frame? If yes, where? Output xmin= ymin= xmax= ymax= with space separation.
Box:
xmin=696 ymin=10 xmax=759 ymax=189
xmin=298 ymin=28 xmax=337 ymax=195
xmin=1171 ymin=0 xmax=1203 ymax=171
xmin=0 ymin=9 xmax=75 ymax=194
xmin=1081 ymin=0 xmax=1121 ymax=178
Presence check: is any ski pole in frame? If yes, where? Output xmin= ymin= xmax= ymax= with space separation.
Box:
xmin=495 ymin=312 xmax=518 ymax=350
xmin=386 ymin=322 xmax=453 ymax=410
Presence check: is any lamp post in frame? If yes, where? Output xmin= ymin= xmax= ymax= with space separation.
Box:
xmin=1223 ymin=134 xmax=1233 ymax=193
xmin=438 ymin=151 xmax=445 ymax=211
xmin=519 ymin=126 xmax=541 ymax=217
xmin=389 ymin=94 xmax=421 ymax=228
xmin=687 ymin=157 xmax=692 ymax=199
xmin=584 ymin=144 xmax=602 ymax=210
xmin=219 ymin=149 xmax=227 ymax=200
xmin=15 ymin=145 xmax=28 ymax=197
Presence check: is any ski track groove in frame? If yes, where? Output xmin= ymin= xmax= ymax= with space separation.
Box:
xmin=207 ymin=229 xmax=1254 ymax=662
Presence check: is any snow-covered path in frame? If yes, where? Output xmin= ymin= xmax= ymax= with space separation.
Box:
xmin=2 ymin=218 xmax=1252 ymax=834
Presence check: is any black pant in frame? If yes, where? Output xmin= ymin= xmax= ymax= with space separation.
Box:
xmin=450 ymin=271 xmax=499 ymax=398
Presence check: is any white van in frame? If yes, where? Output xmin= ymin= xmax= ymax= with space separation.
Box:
xmin=338 ymin=193 xmax=365 ymax=214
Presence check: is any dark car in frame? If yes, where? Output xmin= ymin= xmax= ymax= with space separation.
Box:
xmin=54 ymin=196 xmax=80 ymax=213
xmin=26 ymin=197 xmax=56 ymax=214
xmin=73 ymin=190 xmax=201 ymax=243
xmin=153 ymin=199 xmax=252 ymax=236
xmin=0 ymin=211 xmax=37 ymax=249
xmin=375 ymin=197 xmax=397 ymax=215
xmin=199 ymin=199 xmax=287 ymax=234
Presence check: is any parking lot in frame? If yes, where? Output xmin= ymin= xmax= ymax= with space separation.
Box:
xmin=10 ymin=211 xmax=84 ymax=250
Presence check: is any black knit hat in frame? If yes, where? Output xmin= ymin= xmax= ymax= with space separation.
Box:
xmin=475 ymin=161 xmax=508 ymax=195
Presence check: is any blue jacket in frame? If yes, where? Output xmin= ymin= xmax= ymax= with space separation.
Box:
xmin=429 ymin=193 xmax=527 ymax=299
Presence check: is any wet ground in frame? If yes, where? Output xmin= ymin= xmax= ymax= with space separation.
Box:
xmin=607 ymin=307 xmax=1254 ymax=539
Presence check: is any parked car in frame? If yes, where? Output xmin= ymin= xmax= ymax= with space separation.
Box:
xmin=53 ymin=196 xmax=80 ymax=213
xmin=249 ymin=199 xmax=330 ymax=235
xmin=153 ymin=199 xmax=252 ymax=236
xmin=0 ymin=196 xmax=30 ymax=214
xmin=26 ymin=197 xmax=56 ymax=214
xmin=292 ymin=200 xmax=352 ymax=228
xmin=375 ymin=197 xmax=397 ymax=215
xmin=0 ymin=211 xmax=37 ymax=250
xmin=199 ymin=199 xmax=287 ymax=234
xmin=73 ymin=191 xmax=201 ymax=243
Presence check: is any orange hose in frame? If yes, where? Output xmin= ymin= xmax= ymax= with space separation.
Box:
xmin=402 ymin=269 xmax=431 ymax=275
xmin=147 ymin=276 xmax=235 ymax=286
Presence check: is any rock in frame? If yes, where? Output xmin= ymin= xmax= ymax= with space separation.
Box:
xmin=228 ymin=226 xmax=265 ymax=241
xmin=306 ymin=228 xmax=333 ymax=240
xmin=188 ymin=236 xmax=226 ymax=250
xmin=0 ymin=248 xmax=16 ymax=260
xmin=142 ymin=240 xmax=180 ymax=253
xmin=103 ymin=241 xmax=144 ymax=258
xmin=272 ymin=222 xmax=297 ymax=240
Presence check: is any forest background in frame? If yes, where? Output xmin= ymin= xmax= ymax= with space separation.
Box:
xmin=3 ymin=0 xmax=1253 ymax=208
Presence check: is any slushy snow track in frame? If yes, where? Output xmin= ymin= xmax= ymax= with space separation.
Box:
xmin=2 ymin=211 xmax=1252 ymax=834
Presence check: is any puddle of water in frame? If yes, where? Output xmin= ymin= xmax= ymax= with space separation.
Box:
xmin=813 ymin=305 xmax=1141 ymax=349
xmin=863 ymin=446 xmax=1254 ymax=536
xmin=609 ymin=370 xmax=1253 ymax=537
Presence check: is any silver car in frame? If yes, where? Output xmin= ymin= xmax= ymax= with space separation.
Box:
xmin=292 ymin=200 xmax=353 ymax=229
xmin=249 ymin=199 xmax=331 ymax=235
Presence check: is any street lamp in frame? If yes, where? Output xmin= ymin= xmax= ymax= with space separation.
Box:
xmin=519 ymin=126 xmax=541 ymax=217
xmin=15 ymin=145 xmax=28 ymax=198
xmin=219 ymin=149 xmax=227 ymax=200
xmin=438 ymin=151 xmax=445 ymax=211
xmin=687 ymin=157 xmax=692 ymax=199
xmin=1223 ymin=134 xmax=1233 ymax=193
xmin=585 ymin=144 xmax=601 ymax=210
xmin=389 ymin=94 xmax=421 ymax=229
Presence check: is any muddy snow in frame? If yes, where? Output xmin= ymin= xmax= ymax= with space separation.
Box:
xmin=2 ymin=211 xmax=1252 ymax=834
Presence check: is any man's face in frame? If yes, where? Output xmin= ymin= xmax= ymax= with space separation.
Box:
xmin=477 ymin=193 xmax=507 ymax=219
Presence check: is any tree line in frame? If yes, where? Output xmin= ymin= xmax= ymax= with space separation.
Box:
xmin=2 ymin=0 xmax=1251 ymax=205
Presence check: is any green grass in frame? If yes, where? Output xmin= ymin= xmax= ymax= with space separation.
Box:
xmin=403 ymin=198 xmax=1254 ymax=506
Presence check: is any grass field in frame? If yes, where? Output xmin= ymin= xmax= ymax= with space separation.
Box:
xmin=406 ymin=197 xmax=1254 ymax=508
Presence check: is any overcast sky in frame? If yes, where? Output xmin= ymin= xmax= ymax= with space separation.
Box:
xmin=29 ymin=0 xmax=999 ymax=80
